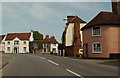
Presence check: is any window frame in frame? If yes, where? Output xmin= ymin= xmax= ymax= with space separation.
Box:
xmin=23 ymin=47 xmax=26 ymax=52
xmin=7 ymin=47 xmax=10 ymax=51
xmin=92 ymin=26 xmax=101 ymax=36
xmin=92 ymin=42 xmax=102 ymax=53
xmin=14 ymin=40 xmax=19 ymax=45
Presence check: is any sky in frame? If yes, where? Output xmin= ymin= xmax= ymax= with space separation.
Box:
xmin=2 ymin=1 xmax=112 ymax=42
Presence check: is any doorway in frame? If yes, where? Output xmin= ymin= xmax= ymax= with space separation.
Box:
xmin=84 ymin=44 xmax=88 ymax=58
xmin=14 ymin=47 xmax=19 ymax=53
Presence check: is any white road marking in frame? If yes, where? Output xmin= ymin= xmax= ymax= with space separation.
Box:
xmin=66 ymin=69 xmax=84 ymax=78
xmin=48 ymin=60 xmax=59 ymax=66
xmin=39 ymin=57 xmax=46 ymax=59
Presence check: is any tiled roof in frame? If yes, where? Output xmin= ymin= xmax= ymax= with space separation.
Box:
xmin=5 ymin=33 xmax=31 ymax=40
xmin=49 ymin=37 xmax=58 ymax=44
xmin=81 ymin=11 xmax=120 ymax=30
xmin=70 ymin=16 xmax=86 ymax=23
xmin=43 ymin=36 xmax=58 ymax=44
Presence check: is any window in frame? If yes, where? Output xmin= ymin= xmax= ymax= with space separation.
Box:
xmin=24 ymin=41 xmax=26 ymax=45
xmin=14 ymin=41 xmax=19 ymax=45
xmin=7 ymin=42 xmax=10 ymax=45
xmin=53 ymin=44 xmax=56 ymax=46
xmin=23 ymin=47 xmax=26 ymax=52
xmin=44 ymin=44 xmax=47 ymax=48
xmin=92 ymin=42 xmax=102 ymax=53
xmin=7 ymin=47 xmax=10 ymax=51
xmin=92 ymin=26 xmax=101 ymax=36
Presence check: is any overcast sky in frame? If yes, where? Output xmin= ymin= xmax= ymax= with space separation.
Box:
xmin=2 ymin=2 xmax=112 ymax=42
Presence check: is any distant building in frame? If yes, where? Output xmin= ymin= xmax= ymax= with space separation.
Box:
xmin=0 ymin=35 xmax=6 ymax=52
xmin=62 ymin=16 xmax=86 ymax=56
xmin=42 ymin=35 xmax=58 ymax=54
xmin=4 ymin=31 xmax=34 ymax=53
xmin=29 ymin=30 xmax=43 ymax=54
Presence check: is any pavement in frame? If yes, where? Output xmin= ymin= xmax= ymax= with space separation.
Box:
xmin=1 ymin=53 xmax=119 ymax=78
xmin=59 ymin=55 xmax=119 ymax=67
xmin=1 ymin=53 xmax=13 ymax=69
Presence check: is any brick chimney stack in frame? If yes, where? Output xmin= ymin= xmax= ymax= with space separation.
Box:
xmin=112 ymin=0 xmax=120 ymax=14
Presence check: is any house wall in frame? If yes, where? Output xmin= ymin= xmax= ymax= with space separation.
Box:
xmin=29 ymin=31 xmax=34 ymax=42
xmin=42 ymin=43 xmax=49 ymax=53
xmin=5 ymin=37 xmax=30 ymax=53
xmin=0 ymin=43 xmax=3 ymax=52
xmin=82 ymin=25 xmax=119 ymax=58
xmin=80 ymin=23 xmax=86 ymax=47
xmin=0 ymin=36 xmax=6 ymax=52
xmin=66 ymin=23 xmax=74 ymax=46
xmin=65 ymin=22 xmax=85 ymax=56
xmin=50 ymin=44 xmax=58 ymax=54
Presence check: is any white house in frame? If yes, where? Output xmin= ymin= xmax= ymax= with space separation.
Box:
xmin=4 ymin=31 xmax=34 ymax=53
xmin=42 ymin=35 xmax=58 ymax=54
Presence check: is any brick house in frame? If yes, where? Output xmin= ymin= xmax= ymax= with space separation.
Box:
xmin=62 ymin=16 xmax=86 ymax=56
xmin=81 ymin=2 xmax=120 ymax=58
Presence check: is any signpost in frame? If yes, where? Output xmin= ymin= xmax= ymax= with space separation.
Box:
xmin=33 ymin=42 xmax=38 ymax=54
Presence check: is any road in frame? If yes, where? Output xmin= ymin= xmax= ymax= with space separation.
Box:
xmin=2 ymin=54 xmax=119 ymax=78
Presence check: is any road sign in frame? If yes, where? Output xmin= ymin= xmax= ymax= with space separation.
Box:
xmin=33 ymin=42 xmax=38 ymax=49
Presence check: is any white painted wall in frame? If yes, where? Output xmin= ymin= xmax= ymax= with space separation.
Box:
xmin=80 ymin=23 xmax=86 ymax=47
xmin=4 ymin=37 xmax=30 ymax=53
xmin=42 ymin=44 xmax=49 ymax=53
xmin=0 ymin=35 xmax=6 ymax=52
xmin=30 ymin=31 xmax=34 ymax=42
xmin=50 ymin=43 xmax=58 ymax=54
xmin=66 ymin=23 xmax=74 ymax=46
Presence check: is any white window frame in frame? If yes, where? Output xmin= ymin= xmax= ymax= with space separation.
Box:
xmin=23 ymin=47 xmax=26 ymax=52
xmin=92 ymin=26 xmax=101 ymax=36
xmin=53 ymin=44 xmax=56 ymax=46
xmin=43 ymin=44 xmax=47 ymax=48
xmin=14 ymin=40 xmax=19 ymax=45
xmin=92 ymin=42 xmax=102 ymax=53
xmin=7 ymin=47 xmax=10 ymax=51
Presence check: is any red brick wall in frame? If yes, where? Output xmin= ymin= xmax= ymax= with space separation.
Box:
xmin=73 ymin=22 xmax=81 ymax=56
xmin=82 ymin=25 xmax=119 ymax=58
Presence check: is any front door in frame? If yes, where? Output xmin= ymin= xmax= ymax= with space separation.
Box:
xmin=83 ymin=44 xmax=88 ymax=58
xmin=14 ymin=47 xmax=19 ymax=53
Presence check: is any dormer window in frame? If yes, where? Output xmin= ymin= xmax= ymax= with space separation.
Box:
xmin=92 ymin=26 xmax=101 ymax=36
xmin=14 ymin=41 xmax=19 ymax=45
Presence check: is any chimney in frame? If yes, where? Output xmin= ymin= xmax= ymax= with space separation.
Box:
xmin=51 ymin=36 xmax=55 ymax=39
xmin=67 ymin=16 xmax=75 ymax=23
xmin=112 ymin=0 xmax=120 ymax=14
xmin=45 ymin=35 xmax=49 ymax=39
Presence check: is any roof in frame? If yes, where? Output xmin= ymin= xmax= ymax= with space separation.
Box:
xmin=81 ymin=11 xmax=120 ymax=30
xmin=5 ymin=33 xmax=31 ymax=40
xmin=0 ymin=35 xmax=5 ymax=42
xmin=43 ymin=36 xmax=58 ymax=44
xmin=67 ymin=16 xmax=86 ymax=23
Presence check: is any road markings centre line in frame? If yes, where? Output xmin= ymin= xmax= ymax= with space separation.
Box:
xmin=66 ymin=69 xmax=84 ymax=78
xmin=48 ymin=60 xmax=59 ymax=66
